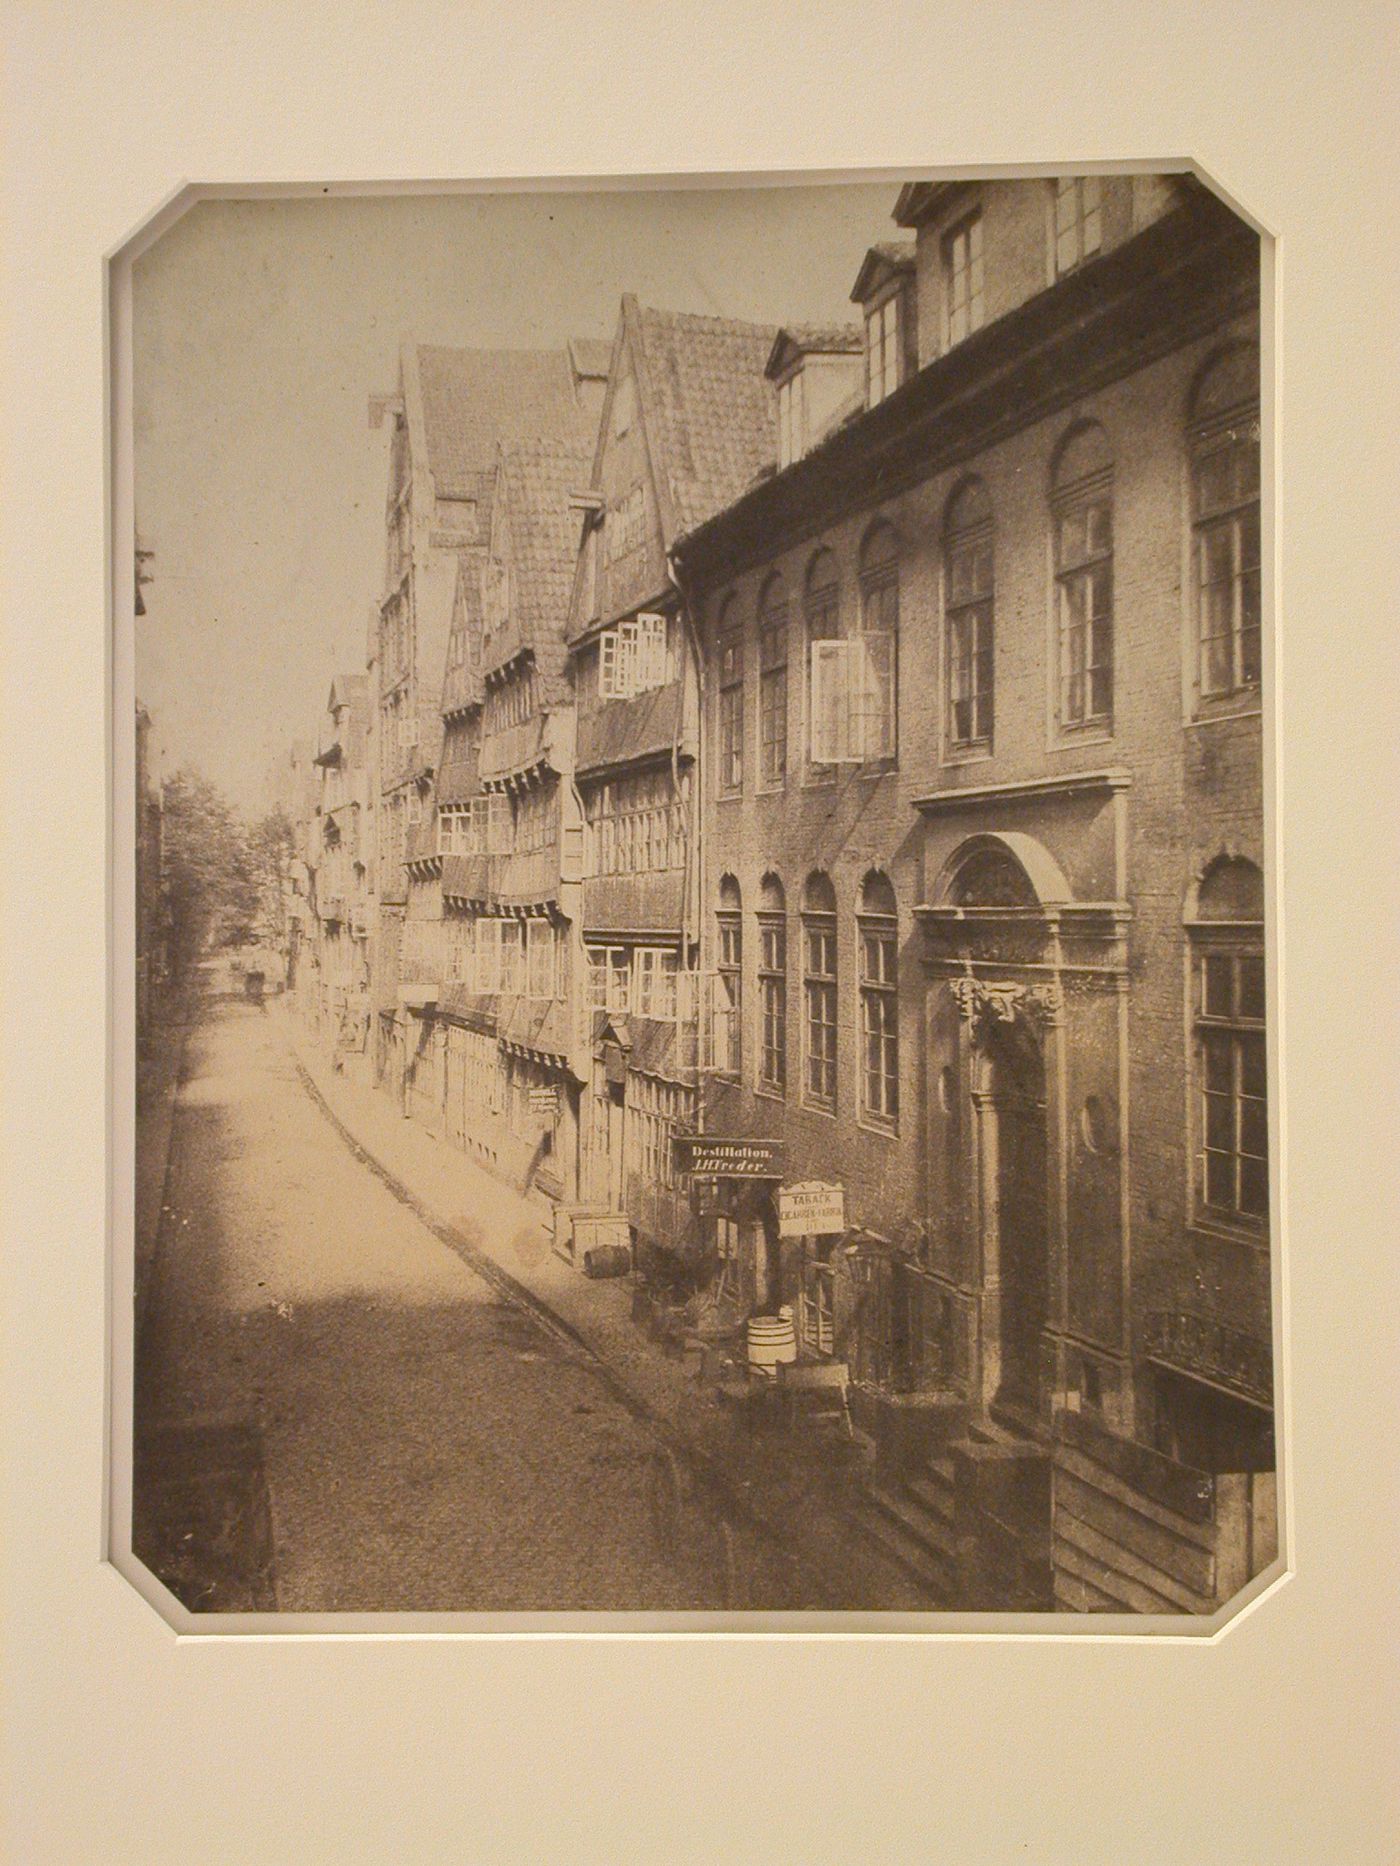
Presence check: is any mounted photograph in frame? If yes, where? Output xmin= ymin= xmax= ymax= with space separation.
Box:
xmin=118 ymin=167 xmax=1278 ymax=1624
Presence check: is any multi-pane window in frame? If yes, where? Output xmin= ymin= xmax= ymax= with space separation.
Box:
xmin=1190 ymin=857 xmax=1267 ymax=1228
xmin=804 ymin=551 xmax=840 ymax=777
xmin=758 ymin=577 xmax=789 ymax=788
xmin=486 ymin=791 xmax=514 ymax=855
xmin=865 ymin=293 xmax=901 ymax=406
xmin=1052 ymin=423 xmax=1114 ymax=729
xmin=778 ymin=372 xmax=806 ymax=468
xmin=1054 ymin=176 xmax=1102 ymax=276
xmin=626 ymin=1076 xmax=695 ymax=1193
xmin=716 ymin=879 xmax=742 ymax=1077
xmin=757 ymin=890 xmax=787 ymax=1094
xmin=514 ymin=784 xmax=556 ymax=854
xmin=1192 ymin=347 xmax=1262 ymax=700
xmin=718 ymin=628 xmax=744 ymax=794
xmin=802 ymin=874 xmax=838 ymax=1109
xmin=586 ymin=768 xmax=685 ymax=876
xmin=483 ymin=665 xmax=535 ymax=736
xmin=586 ymin=943 xmax=682 ymax=1021
xmin=858 ymin=874 xmax=898 ymax=1129
xmin=475 ymin=916 xmax=501 ymax=992
xmin=445 ymin=914 xmax=475 ymax=984
xmin=944 ymin=213 xmax=985 ymax=348
xmin=598 ymin=610 xmax=669 ymax=699
xmin=499 ymin=919 xmax=525 ymax=996
xmin=944 ymin=478 xmax=995 ymax=751
xmin=856 ymin=525 xmax=898 ymax=762
xmin=526 ymin=919 xmax=559 ymax=1000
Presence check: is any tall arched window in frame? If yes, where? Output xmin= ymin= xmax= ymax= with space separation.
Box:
xmin=858 ymin=523 xmax=899 ymax=762
xmin=858 ymin=872 xmax=898 ymax=1129
xmin=1190 ymin=345 xmax=1261 ymax=701
xmin=943 ymin=478 xmax=994 ymax=751
xmin=757 ymin=573 xmax=789 ymax=788
xmin=802 ymin=872 xmax=838 ymax=1109
xmin=1188 ymin=856 xmax=1266 ymax=1225
xmin=804 ymin=549 xmax=840 ymax=777
xmin=757 ymin=873 xmax=787 ymax=1094
xmin=716 ymin=593 xmax=744 ymax=795
xmin=1051 ymin=422 xmax=1114 ymax=730
xmin=716 ymin=874 xmax=742 ymax=1077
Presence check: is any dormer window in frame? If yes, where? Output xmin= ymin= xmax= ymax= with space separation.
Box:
xmin=866 ymin=294 xmax=902 ymax=407
xmin=1054 ymin=177 xmax=1102 ymax=275
xmin=943 ymin=212 xmax=985 ymax=348
xmin=777 ymin=372 xmax=806 ymax=469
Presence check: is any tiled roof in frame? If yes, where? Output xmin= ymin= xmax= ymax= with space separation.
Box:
xmin=633 ymin=303 xmax=779 ymax=538
xmin=776 ymin=323 xmax=864 ymax=356
xmin=416 ymin=346 xmax=598 ymax=500
xmin=494 ymin=439 xmax=594 ymax=695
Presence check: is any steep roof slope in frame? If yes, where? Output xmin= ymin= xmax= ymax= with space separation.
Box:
xmin=494 ymin=439 xmax=594 ymax=697
xmin=416 ymin=346 xmax=598 ymax=500
xmin=632 ymin=304 xmax=779 ymax=537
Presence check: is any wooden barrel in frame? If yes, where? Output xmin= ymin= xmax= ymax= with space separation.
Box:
xmin=747 ymin=1310 xmax=797 ymax=1378
xmin=582 ymin=1241 xmax=633 ymax=1280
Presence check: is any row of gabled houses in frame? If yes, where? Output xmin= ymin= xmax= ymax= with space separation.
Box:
xmin=293 ymin=172 xmax=1277 ymax=1613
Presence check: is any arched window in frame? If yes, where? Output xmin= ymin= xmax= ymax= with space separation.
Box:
xmin=757 ymin=573 xmax=789 ymax=788
xmin=1189 ymin=856 xmax=1266 ymax=1226
xmin=716 ymin=593 xmax=743 ymax=795
xmin=1051 ymin=422 xmax=1114 ymax=730
xmin=943 ymin=479 xmax=994 ymax=751
xmin=858 ymin=872 xmax=898 ymax=1129
xmin=804 ymin=549 xmax=840 ymax=776
xmin=715 ymin=874 xmax=742 ymax=1077
xmin=802 ymin=872 xmax=838 ymax=1109
xmin=757 ymin=873 xmax=787 ymax=1093
xmin=858 ymin=523 xmax=899 ymax=761
xmin=1190 ymin=346 xmax=1261 ymax=701
xmin=950 ymin=844 xmax=1038 ymax=909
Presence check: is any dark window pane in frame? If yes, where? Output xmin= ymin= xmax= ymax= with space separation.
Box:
xmin=1203 ymin=1030 xmax=1232 ymax=1089
xmin=1204 ymin=1149 xmax=1234 ymax=1210
xmin=1240 ymin=1096 xmax=1268 ymax=1160
xmin=1202 ymin=956 xmax=1234 ymax=1018
xmin=1238 ymin=955 xmax=1266 ymax=1020
xmin=1204 ymin=1090 xmax=1234 ymax=1152
xmin=1239 ymin=1157 xmax=1269 ymax=1218
xmin=1240 ymin=1031 xmax=1267 ymax=1098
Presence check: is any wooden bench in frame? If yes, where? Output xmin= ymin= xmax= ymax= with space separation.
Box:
xmin=778 ymin=1360 xmax=855 ymax=1439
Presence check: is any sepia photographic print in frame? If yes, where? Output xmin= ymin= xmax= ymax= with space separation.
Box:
xmin=122 ymin=168 xmax=1279 ymax=1625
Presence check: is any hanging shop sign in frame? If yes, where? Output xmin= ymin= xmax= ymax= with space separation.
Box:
xmin=778 ymin=1181 xmax=847 ymax=1238
xmin=672 ymin=1136 xmax=785 ymax=1180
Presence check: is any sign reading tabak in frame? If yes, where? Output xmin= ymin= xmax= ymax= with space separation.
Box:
xmin=778 ymin=1181 xmax=846 ymax=1237
xmin=672 ymin=1136 xmax=784 ymax=1179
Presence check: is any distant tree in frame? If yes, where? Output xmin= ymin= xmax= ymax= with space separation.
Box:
xmin=160 ymin=768 xmax=251 ymax=981
xmin=244 ymin=806 xmax=299 ymax=948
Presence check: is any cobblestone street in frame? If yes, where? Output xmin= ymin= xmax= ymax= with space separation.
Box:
xmin=134 ymin=976 xmax=724 ymax=1613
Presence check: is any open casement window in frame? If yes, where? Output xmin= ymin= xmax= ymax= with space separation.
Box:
xmin=1192 ymin=347 xmax=1262 ymax=701
xmin=944 ymin=479 xmax=995 ymax=751
xmin=1052 ymin=423 xmax=1114 ymax=731
xmin=599 ymin=611 xmax=668 ymax=701
xmin=804 ymin=553 xmax=841 ymax=776
xmin=808 ymin=533 xmax=898 ymax=766
xmin=1189 ymin=858 xmax=1267 ymax=1229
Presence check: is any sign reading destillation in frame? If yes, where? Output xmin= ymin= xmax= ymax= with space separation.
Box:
xmin=672 ymin=1136 xmax=784 ymax=1179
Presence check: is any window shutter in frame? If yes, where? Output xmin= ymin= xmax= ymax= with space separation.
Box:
xmin=636 ymin=613 xmax=667 ymax=691
xmin=617 ymin=617 xmax=641 ymax=697
xmin=810 ymin=640 xmax=856 ymax=763
xmin=599 ymin=628 xmax=619 ymax=700
xmin=857 ymin=631 xmax=896 ymax=759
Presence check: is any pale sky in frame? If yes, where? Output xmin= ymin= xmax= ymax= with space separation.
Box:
xmin=132 ymin=182 xmax=902 ymax=811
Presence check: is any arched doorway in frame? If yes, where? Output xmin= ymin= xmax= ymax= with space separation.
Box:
xmin=974 ymin=1013 xmax=1048 ymax=1421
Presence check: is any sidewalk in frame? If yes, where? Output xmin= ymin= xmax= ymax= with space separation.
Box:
xmin=284 ymin=1005 xmax=937 ymax=1612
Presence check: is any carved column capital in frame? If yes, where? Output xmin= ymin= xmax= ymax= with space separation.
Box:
xmin=948 ymin=977 xmax=1063 ymax=1033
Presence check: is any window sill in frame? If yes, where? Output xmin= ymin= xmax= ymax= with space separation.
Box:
xmin=801 ymin=1098 xmax=837 ymax=1120
xmin=1049 ymin=724 xmax=1113 ymax=751
xmin=754 ymin=1083 xmax=787 ymax=1104
xmin=857 ymin=1115 xmax=899 ymax=1141
xmin=941 ymin=744 xmax=994 ymax=770
xmin=1184 ymin=698 xmax=1263 ymax=729
xmin=1187 ymin=1214 xmax=1270 ymax=1252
